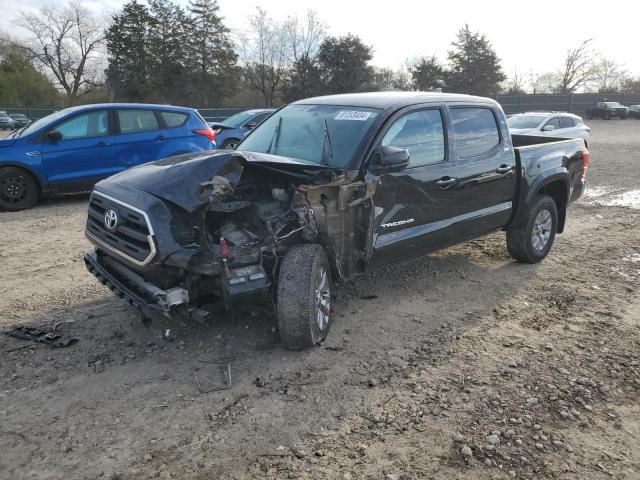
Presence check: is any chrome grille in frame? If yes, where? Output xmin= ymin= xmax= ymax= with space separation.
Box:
xmin=86 ymin=191 xmax=156 ymax=267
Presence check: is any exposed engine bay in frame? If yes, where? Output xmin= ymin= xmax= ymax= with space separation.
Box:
xmin=85 ymin=150 xmax=376 ymax=322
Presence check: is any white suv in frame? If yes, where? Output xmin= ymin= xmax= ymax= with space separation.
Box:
xmin=507 ymin=112 xmax=591 ymax=147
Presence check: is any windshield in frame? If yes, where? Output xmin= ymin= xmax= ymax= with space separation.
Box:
xmin=14 ymin=109 xmax=67 ymax=138
xmin=603 ymin=102 xmax=621 ymax=107
xmin=221 ymin=111 xmax=257 ymax=128
xmin=238 ymin=104 xmax=380 ymax=168
xmin=507 ymin=115 xmax=546 ymax=129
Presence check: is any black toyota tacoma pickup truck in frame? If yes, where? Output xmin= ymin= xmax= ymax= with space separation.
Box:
xmin=84 ymin=92 xmax=588 ymax=349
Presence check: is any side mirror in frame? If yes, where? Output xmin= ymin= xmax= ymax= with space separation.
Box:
xmin=378 ymin=145 xmax=410 ymax=172
xmin=542 ymin=124 xmax=555 ymax=132
xmin=47 ymin=130 xmax=62 ymax=142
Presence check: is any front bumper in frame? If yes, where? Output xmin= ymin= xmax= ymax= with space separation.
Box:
xmin=84 ymin=250 xmax=188 ymax=321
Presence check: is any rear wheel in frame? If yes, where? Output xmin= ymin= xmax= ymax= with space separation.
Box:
xmin=277 ymin=244 xmax=332 ymax=350
xmin=506 ymin=194 xmax=558 ymax=264
xmin=0 ymin=167 xmax=39 ymax=211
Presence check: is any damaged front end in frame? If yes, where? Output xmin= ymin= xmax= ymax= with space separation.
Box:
xmin=84 ymin=150 xmax=369 ymax=323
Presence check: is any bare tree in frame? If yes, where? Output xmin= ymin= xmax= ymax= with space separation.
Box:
xmin=557 ymin=39 xmax=597 ymax=93
xmin=237 ymin=7 xmax=289 ymax=107
xmin=528 ymin=71 xmax=560 ymax=94
xmin=15 ymin=1 xmax=105 ymax=98
xmin=591 ymin=57 xmax=627 ymax=93
xmin=504 ymin=68 xmax=526 ymax=94
xmin=284 ymin=10 xmax=326 ymax=63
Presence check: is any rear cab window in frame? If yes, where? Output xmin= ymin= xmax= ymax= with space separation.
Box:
xmin=450 ymin=107 xmax=500 ymax=158
xmin=116 ymin=110 xmax=160 ymax=134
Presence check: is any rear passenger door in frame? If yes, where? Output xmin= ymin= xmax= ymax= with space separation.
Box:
xmin=444 ymin=105 xmax=517 ymax=239
xmin=557 ymin=116 xmax=576 ymax=138
xmin=114 ymin=109 xmax=166 ymax=168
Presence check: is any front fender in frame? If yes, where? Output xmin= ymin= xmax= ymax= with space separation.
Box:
xmin=0 ymin=160 xmax=50 ymax=193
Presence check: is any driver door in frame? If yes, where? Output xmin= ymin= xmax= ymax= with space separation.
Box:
xmin=42 ymin=109 xmax=119 ymax=192
xmin=368 ymin=105 xmax=460 ymax=267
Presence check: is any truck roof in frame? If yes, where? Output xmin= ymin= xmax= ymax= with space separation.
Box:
xmin=293 ymin=91 xmax=499 ymax=110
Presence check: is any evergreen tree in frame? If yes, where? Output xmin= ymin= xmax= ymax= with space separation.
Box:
xmin=317 ymin=34 xmax=373 ymax=94
xmin=147 ymin=0 xmax=192 ymax=103
xmin=188 ymin=0 xmax=238 ymax=106
xmin=410 ymin=55 xmax=445 ymax=91
xmin=445 ymin=25 xmax=505 ymax=97
xmin=283 ymin=54 xmax=322 ymax=102
xmin=0 ymin=47 xmax=60 ymax=107
xmin=106 ymin=0 xmax=152 ymax=101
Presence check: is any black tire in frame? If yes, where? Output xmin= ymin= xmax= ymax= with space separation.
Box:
xmin=221 ymin=139 xmax=240 ymax=150
xmin=277 ymin=243 xmax=332 ymax=350
xmin=0 ymin=166 xmax=39 ymax=211
xmin=506 ymin=194 xmax=558 ymax=264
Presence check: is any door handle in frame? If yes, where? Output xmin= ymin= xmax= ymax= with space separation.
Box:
xmin=95 ymin=141 xmax=110 ymax=147
xmin=496 ymin=165 xmax=513 ymax=174
xmin=435 ymin=176 xmax=457 ymax=188
xmin=155 ymin=135 xmax=168 ymax=141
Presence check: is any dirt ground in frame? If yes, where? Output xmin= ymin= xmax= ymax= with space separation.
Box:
xmin=1 ymin=120 xmax=639 ymax=480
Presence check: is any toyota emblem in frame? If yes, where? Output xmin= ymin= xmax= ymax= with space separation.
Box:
xmin=104 ymin=209 xmax=119 ymax=231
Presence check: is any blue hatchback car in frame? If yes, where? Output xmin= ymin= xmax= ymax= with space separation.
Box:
xmin=209 ymin=108 xmax=275 ymax=150
xmin=0 ymin=103 xmax=216 ymax=210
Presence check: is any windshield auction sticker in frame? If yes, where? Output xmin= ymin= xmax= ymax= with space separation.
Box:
xmin=334 ymin=111 xmax=372 ymax=121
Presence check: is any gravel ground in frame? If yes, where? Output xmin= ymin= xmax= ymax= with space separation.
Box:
xmin=0 ymin=120 xmax=639 ymax=479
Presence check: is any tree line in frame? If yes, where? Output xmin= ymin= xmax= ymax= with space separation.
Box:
xmin=1 ymin=1 xmax=639 ymax=109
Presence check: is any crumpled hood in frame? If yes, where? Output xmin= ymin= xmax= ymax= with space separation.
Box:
xmin=95 ymin=150 xmax=321 ymax=213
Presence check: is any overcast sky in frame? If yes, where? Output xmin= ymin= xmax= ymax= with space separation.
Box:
xmin=1 ymin=0 xmax=638 ymax=79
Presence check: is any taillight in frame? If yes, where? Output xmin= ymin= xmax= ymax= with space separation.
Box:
xmin=194 ymin=128 xmax=216 ymax=143
xmin=581 ymin=148 xmax=589 ymax=177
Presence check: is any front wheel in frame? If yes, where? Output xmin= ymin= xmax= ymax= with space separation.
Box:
xmin=506 ymin=195 xmax=558 ymax=264
xmin=277 ymin=244 xmax=332 ymax=350
xmin=0 ymin=167 xmax=39 ymax=211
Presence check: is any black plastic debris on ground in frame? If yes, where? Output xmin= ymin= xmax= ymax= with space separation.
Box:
xmin=3 ymin=326 xmax=78 ymax=348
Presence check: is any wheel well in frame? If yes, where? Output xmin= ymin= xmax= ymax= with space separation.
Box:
xmin=0 ymin=165 xmax=43 ymax=196
xmin=538 ymin=181 xmax=567 ymax=233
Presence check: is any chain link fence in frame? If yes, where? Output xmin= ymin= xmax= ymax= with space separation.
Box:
xmin=496 ymin=93 xmax=640 ymax=116
xmin=4 ymin=94 xmax=640 ymax=122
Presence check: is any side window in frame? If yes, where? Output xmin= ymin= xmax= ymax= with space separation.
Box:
xmin=381 ymin=109 xmax=445 ymax=167
xmin=160 ymin=111 xmax=188 ymax=128
xmin=55 ymin=111 xmax=108 ymax=140
xmin=545 ymin=117 xmax=561 ymax=129
xmin=117 ymin=110 xmax=160 ymax=134
xmin=559 ymin=117 xmax=574 ymax=129
xmin=450 ymin=107 xmax=500 ymax=158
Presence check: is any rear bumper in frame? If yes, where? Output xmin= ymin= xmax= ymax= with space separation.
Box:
xmin=84 ymin=250 xmax=188 ymax=321
xmin=570 ymin=177 xmax=586 ymax=203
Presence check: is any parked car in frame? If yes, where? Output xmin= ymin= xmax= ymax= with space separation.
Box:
xmin=0 ymin=103 xmax=216 ymax=211
xmin=9 ymin=113 xmax=31 ymax=129
xmin=507 ymin=112 xmax=590 ymax=147
xmin=628 ymin=105 xmax=640 ymax=119
xmin=585 ymin=101 xmax=628 ymax=119
xmin=0 ymin=111 xmax=15 ymax=130
xmin=84 ymin=92 xmax=588 ymax=350
xmin=209 ymin=109 xmax=275 ymax=150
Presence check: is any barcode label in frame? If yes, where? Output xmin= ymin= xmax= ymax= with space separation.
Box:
xmin=334 ymin=111 xmax=372 ymax=121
